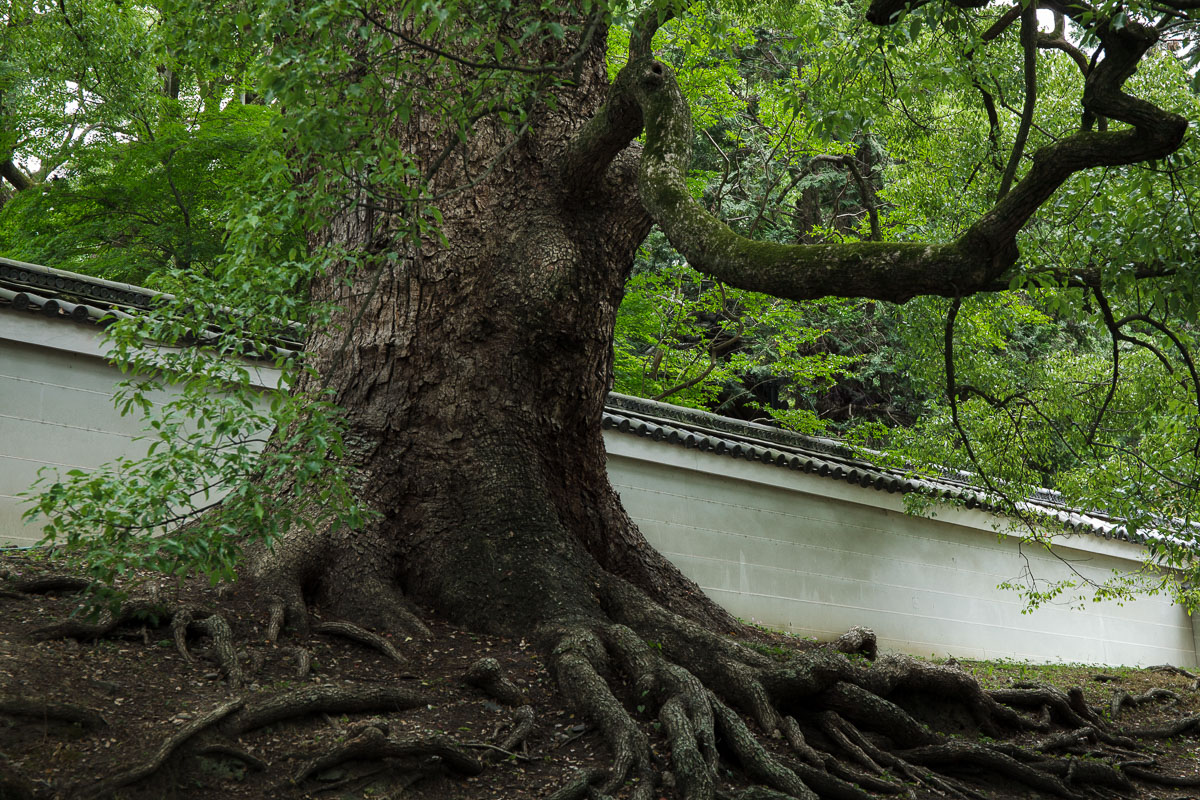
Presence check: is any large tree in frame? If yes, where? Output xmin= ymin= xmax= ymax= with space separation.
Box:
xmin=14 ymin=0 xmax=1200 ymax=796
xmin=237 ymin=0 xmax=1197 ymax=793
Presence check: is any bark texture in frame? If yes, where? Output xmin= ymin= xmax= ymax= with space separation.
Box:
xmin=247 ymin=18 xmax=737 ymax=638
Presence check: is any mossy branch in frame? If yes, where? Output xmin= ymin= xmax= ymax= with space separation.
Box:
xmin=611 ymin=0 xmax=1186 ymax=306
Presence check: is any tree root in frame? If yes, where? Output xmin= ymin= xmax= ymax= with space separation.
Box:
xmin=464 ymin=657 xmax=526 ymax=705
xmin=0 ymin=699 xmax=108 ymax=730
xmin=314 ymin=620 xmax=408 ymax=666
xmin=266 ymin=594 xmax=286 ymax=643
xmin=170 ymin=606 xmax=196 ymax=662
xmin=294 ymin=725 xmax=483 ymax=783
xmin=832 ymin=627 xmax=877 ymax=661
xmin=546 ymin=768 xmax=609 ymax=800
xmin=191 ymin=613 xmax=243 ymax=688
xmin=77 ymin=698 xmax=244 ymax=799
xmin=33 ymin=599 xmax=166 ymax=641
xmin=1110 ymin=687 xmax=1179 ymax=718
xmin=538 ymin=574 xmax=1200 ymax=800
xmin=223 ymin=684 xmax=429 ymax=735
xmin=495 ymin=704 xmax=535 ymax=756
xmin=550 ymin=626 xmax=656 ymax=799
xmin=283 ymin=645 xmax=312 ymax=679
xmin=1121 ymin=762 xmax=1200 ymax=787
xmin=1120 ymin=712 xmax=1200 ymax=739
xmin=990 ymin=684 xmax=1115 ymax=737
xmin=899 ymin=743 xmax=1073 ymax=797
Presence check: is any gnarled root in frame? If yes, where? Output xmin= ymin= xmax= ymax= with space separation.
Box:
xmin=190 ymin=613 xmax=244 ymax=688
xmin=77 ymin=698 xmax=244 ymax=800
xmin=1110 ymin=686 xmax=1179 ymax=718
xmin=485 ymin=704 xmax=536 ymax=761
xmin=314 ymin=620 xmax=409 ymax=666
xmin=294 ymin=724 xmax=483 ymax=783
xmin=541 ymin=576 xmax=1200 ymax=800
xmin=223 ymin=684 xmax=429 ymax=735
xmin=465 ymin=657 xmax=527 ymax=705
xmin=33 ymin=598 xmax=167 ymax=641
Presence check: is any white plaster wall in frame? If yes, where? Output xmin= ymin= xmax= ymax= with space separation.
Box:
xmin=605 ymin=435 xmax=1199 ymax=668
xmin=0 ymin=314 xmax=280 ymax=547
xmin=3 ymin=310 xmax=1195 ymax=668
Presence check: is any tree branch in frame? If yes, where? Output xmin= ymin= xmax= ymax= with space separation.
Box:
xmin=0 ymin=159 xmax=33 ymax=192
xmin=997 ymin=2 xmax=1038 ymax=199
xmin=560 ymin=6 xmax=675 ymax=195
xmin=617 ymin=0 xmax=1185 ymax=305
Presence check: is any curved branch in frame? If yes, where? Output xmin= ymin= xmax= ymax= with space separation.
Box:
xmin=617 ymin=0 xmax=1185 ymax=306
xmin=997 ymin=2 xmax=1038 ymax=199
xmin=560 ymin=6 xmax=675 ymax=195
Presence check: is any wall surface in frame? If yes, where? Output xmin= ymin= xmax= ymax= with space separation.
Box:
xmin=0 ymin=314 xmax=279 ymax=547
xmin=606 ymin=434 xmax=1199 ymax=668
xmin=3 ymin=311 xmax=1196 ymax=667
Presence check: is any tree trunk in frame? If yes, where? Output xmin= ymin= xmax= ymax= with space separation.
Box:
xmin=246 ymin=23 xmax=738 ymax=639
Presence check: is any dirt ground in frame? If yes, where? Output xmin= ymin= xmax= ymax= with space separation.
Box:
xmin=1 ymin=550 xmax=1198 ymax=800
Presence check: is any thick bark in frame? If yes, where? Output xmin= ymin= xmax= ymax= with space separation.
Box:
xmin=246 ymin=19 xmax=738 ymax=637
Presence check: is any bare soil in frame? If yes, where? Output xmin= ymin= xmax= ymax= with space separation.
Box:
xmin=1 ymin=550 xmax=1198 ymax=800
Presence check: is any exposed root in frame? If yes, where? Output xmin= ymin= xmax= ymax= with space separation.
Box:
xmin=1120 ymin=712 xmax=1200 ymax=738
xmin=224 ymin=684 xmax=428 ymax=735
xmin=716 ymin=789 xmax=802 ymax=800
xmin=659 ymin=694 xmax=714 ymax=800
xmin=539 ymin=575 xmax=1200 ymax=800
xmin=266 ymin=594 xmax=286 ymax=643
xmin=33 ymin=598 xmax=165 ymax=641
xmin=314 ymin=620 xmax=408 ymax=666
xmin=780 ymin=716 xmax=823 ymax=768
xmin=1110 ymin=686 xmax=1179 ymax=718
xmin=550 ymin=626 xmax=655 ymax=799
xmin=832 ymin=627 xmax=877 ymax=661
xmin=78 ymin=698 xmax=244 ymax=799
xmin=899 ymin=743 xmax=1073 ymax=798
xmin=822 ymin=681 xmax=938 ymax=746
xmin=546 ymin=768 xmax=608 ymax=800
xmin=464 ymin=656 xmax=526 ymax=705
xmin=495 ymin=704 xmax=536 ymax=757
xmin=0 ymin=699 xmax=108 ymax=730
xmin=322 ymin=576 xmax=432 ymax=640
xmin=283 ymin=645 xmax=312 ymax=679
xmin=990 ymin=685 xmax=1101 ymax=732
xmin=191 ymin=613 xmax=243 ymax=688
xmin=711 ymin=699 xmax=816 ymax=800
xmin=170 ymin=606 xmax=196 ymax=663
xmin=1121 ymin=762 xmax=1200 ymax=787
xmin=294 ymin=724 xmax=483 ymax=783
xmin=817 ymin=711 xmax=885 ymax=775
